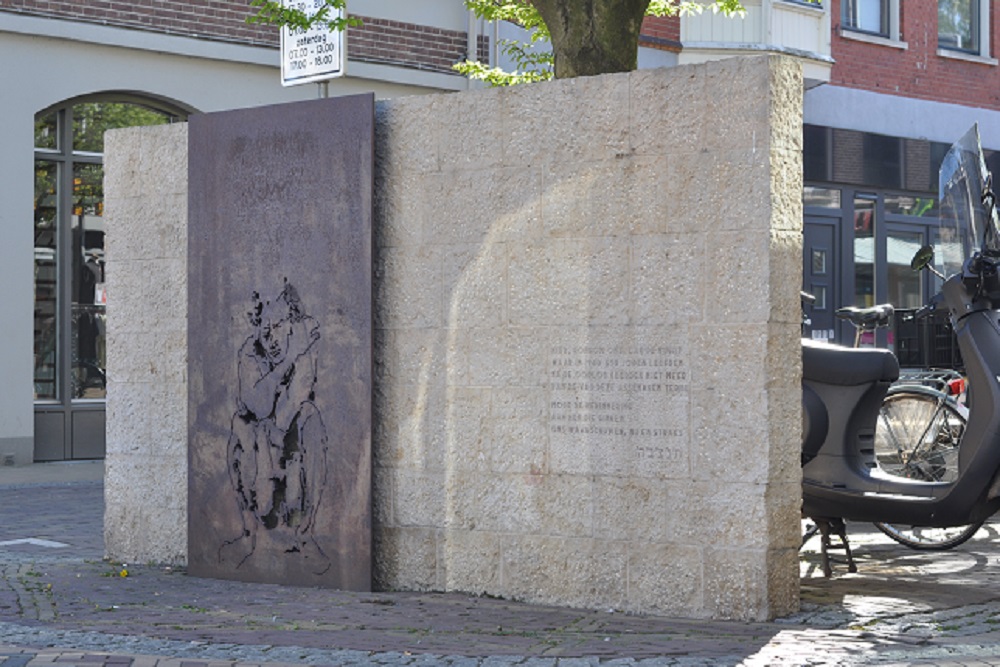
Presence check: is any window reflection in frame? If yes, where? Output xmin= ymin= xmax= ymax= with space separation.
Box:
xmin=939 ymin=0 xmax=978 ymax=53
xmin=34 ymin=161 xmax=58 ymax=400
xmin=804 ymin=186 xmax=841 ymax=208
xmin=72 ymin=163 xmax=106 ymax=399
xmin=33 ymin=100 xmax=173 ymax=404
xmin=887 ymin=229 xmax=923 ymax=309
xmin=34 ymin=112 xmax=57 ymax=151
xmin=853 ymin=197 xmax=876 ymax=308
xmin=884 ymin=194 xmax=938 ymax=218
xmin=842 ymin=0 xmax=888 ymax=36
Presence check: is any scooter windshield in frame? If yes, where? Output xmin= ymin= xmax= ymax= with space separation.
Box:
xmin=937 ymin=123 xmax=1000 ymax=277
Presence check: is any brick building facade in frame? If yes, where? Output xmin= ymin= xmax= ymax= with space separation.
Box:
xmin=0 ymin=0 xmax=479 ymax=74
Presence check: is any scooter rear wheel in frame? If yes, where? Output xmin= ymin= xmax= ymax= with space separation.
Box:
xmin=872 ymin=521 xmax=984 ymax=550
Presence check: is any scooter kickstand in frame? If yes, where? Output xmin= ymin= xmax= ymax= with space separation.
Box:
xmin=814 ymin=517 xmax=858 ymax=577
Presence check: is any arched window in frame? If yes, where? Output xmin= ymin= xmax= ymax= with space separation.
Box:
xmin=33 ymin=95 xmax=189 ymax=460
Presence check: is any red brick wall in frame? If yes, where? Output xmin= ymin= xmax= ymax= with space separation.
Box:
xmin=0 ymin=1 xmax=473 ymax=75
xmin=640 ymin=15 xmax=681 ymax=51
xmin=830 ymin=0 xmax=1000 ymax=110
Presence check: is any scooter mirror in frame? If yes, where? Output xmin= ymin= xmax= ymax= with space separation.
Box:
xmin=911 ymin=244 xmax=935 ymax=272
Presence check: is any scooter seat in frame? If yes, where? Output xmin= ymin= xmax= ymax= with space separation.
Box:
xmin=802 ymin=339 xmax=899 ymax=386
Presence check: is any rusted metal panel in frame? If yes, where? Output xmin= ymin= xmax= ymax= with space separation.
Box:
xmin=187 ymin=95 xmax=373 ymax=589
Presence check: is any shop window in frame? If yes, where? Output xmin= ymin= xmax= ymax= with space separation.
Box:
xmin=863 ymin=133 xmax=902 ymax=190
xmin=804 ymin=186 xmax=841 ymax=208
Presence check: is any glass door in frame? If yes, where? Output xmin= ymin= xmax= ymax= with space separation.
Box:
xmin=33 ymin=100 xmax=180 ymax=461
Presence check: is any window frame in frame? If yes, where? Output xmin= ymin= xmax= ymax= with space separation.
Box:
xmin=937 ymin=0 xmax=993 ymax=61
xmin=840 ymin=0 xmax=903 ymax=47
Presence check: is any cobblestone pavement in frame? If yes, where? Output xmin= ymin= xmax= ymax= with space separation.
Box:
xmin=6 ymin=464 xmax=1000 ymax=664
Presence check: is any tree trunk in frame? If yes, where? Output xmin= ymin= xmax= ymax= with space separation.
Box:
xmin=534 ymin=0 xmax=652 ymax=79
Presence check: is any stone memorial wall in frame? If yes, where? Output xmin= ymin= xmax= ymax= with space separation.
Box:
xmin=104 ymin=55 xmax=803 ymax=620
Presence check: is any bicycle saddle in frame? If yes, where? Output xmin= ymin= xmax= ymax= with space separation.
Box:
xmin=835 ymin=304 xmax=894 ymax=330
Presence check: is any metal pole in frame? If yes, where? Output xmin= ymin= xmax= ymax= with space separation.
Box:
xmin=318 ymin=81 xmax=329 ymax=98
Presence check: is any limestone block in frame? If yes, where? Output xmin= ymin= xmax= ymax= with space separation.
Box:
xmin=767 ymin=57 xmax=805 ymax=155
xmin=392 ymin=468 xmax=448 ymax=528
xmin=668 ymin=150 xmax=772 ymax=235
xmin=507 ymin=239 xmax=630 ymax=328
xmin=422 ymin=167 xmax=543 ymax=245
xmin=625 ymin=543 xmax=704 ymax=616
xmin=102 ymin=127 xmax=142 ymax=200
xmin=453 ymin=326 xmax=548 ymax=388
xmin=374 ymin=246 xmax=443 ymax=330
xmin=373 ymin=376 xmax=449 ymax=472
xmin=435 ymin=87 xmax=505 ymax=173
xmin=104 ymin=455 xmax=187 ymax=564
xmin=487 ymin=387 xmax=548 ymax=475
xmin=107 ymin=328 xmax=187 ymax=383
xmin=445 ymin=471 xmax=593 ymax=537
xmin=630 ymin=235 xmax=705 ymax=326
xmin=105 ymin=258 xmax=187 ymax=337
xmin=702 ymin=546 xmax=799 ymax=621
xmin=106 ymin=380 xmax=187 ymax=458
xmin=138 ymin=124 xmax=189 ymax=196
xmin=442 ymin=387 xmax=493 ymax=473
xmin=501 ymin=535 xmax=629 ymax=610
xmin=689 ymin=324 xmax=772 ymax=483
xmin=766 ymin=546 xmax=802 ymax=617
xmin=104 ymin=382 xmax=152 ymax=453
xmin=628 ymin=65 xmax=707 ymax=158
xmin=373 ymin=168 xmax=428 ymax=249
xmin=440 ymin=529 xmax=502 ymax=594
xmin=770 ymin=231 xmax=807 ymax=322
xmin=697 ymin=58 xmax=774 ymax=155
xmin=502 ymin=74 xmax=630 ymax=167
xmin=703 ymin=230 xmax=774 ymax=324
xmin=540 ymin=157 xmax=667 ymax=238
xmin=375 ymin=95 xmax=441 ymax=177
xmin=373 ymin=526 xmax=440 ymax=591
xmin=592 ymin=477 xmax=671 ymax=543
xmin=440 ymin=242 xmax=508 ymax=331
xmin=111 ymin=193 xmax=186 ymax=262
xmin=672 ymin=482 xmax=778 ymax=549
xmin=765 ymin=482 xmax=806 ymax=550
xmin=771 ymin=151 xmax=805 ymax=233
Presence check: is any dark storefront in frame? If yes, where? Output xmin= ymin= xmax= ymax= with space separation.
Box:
xmin=802 ymin=124 xmax=999 ymax=369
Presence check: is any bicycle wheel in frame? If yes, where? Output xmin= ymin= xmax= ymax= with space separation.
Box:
xmin=873 ymin=520 xmax=983 ymax=550
xmin=875 ymin=387 xmax=966 ymax=483
xmin=873 ymin=387 xmax=977 ymax=550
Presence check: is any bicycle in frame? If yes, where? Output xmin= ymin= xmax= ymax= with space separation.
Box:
xmin=835 ymin=305 xmax=982 ymax=550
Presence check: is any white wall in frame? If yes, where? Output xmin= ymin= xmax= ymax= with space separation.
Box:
xmin=805 ymin=84 xmax=1000 ymax=148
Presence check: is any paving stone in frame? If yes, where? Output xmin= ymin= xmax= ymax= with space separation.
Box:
xmin=9 ymin=472 xmax=1000 ymax=664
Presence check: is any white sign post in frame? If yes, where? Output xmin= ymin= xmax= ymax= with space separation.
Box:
xmin=281 ymin=0 xmax=346 ymax=87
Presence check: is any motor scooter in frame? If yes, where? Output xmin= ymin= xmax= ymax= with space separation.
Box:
xmin=802 ymin=124 xmax=1000 ymax=574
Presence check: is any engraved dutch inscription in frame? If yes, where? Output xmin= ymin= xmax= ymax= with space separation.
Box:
xmin=547 ymin=339 xmax=690 ymax=477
